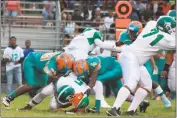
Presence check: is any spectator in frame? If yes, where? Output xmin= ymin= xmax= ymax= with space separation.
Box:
xmin=92 ymin=7 xmax=101 ymax=21
xmin=103 ymin=0 xmax=115 ymax=10
xmin=3 ymin=36 xmax=24 ymax=95
xmin=134 ymin=0 xmax=146 ymax=13
xmin=104 ymin=10 xmax=114 ymax=31
xmin=42 ymin=0 xmax=55 ymax=25
xmin=155 ymin=6 xmax=164 ymax=20
xmin=4 ymin=0 xmax=22 ymax=17
xmin=161 ymin=1 xmax=171 ymax=15
xmin=141 ymin=3 xmax=154 ymax=23
xmin=72 ymin=8 xmax=83 ymax=32
xmin=81 ymin=4 xmax=94 ymax=21
xmin=93 ymin=15 xmax=102 ymax=28
xmin=130 ymin=8 xmax=139 ymax=21
xmin=24 ymin=40 xmax=34 ymax=59
xmin=171 ymin=3 xmax=176 ymax=10
xmin=64 ymin=14 xmax=76 ymax=38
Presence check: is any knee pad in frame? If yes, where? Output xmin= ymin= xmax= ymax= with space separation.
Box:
xmin=142 ymin=81 xmax=152 ymax=92
xmin=124 ymin=81 xmax=138 ymax=93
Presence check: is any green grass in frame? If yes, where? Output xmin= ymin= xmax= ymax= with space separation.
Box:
xmin=1 ymin=94 xmax=176 ymax=117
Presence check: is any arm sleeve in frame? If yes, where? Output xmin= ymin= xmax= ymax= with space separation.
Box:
xmin=157 ymin=34 xmax=175 ymax=50
xmin=94 ymin=39 xmax=122 ymax=52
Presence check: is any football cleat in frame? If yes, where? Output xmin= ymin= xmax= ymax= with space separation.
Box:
xmin=139 ymin=100 xmax=150 ymax=113
xmin=161 ymin=96 xmax=171 ymax=108
xmin=2 ymin=96 xmax=11 ymax=107
xmin=106 ymin=107 xmax=120 ymax=116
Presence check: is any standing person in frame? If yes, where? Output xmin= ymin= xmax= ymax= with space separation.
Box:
xmin=4 ymin=0 xmax=22 ymax=17
xmin=107 ymin=16 xmax=175 ymax=116
xmin=24 ymin=40 xmax=34 ymax=59
xmin=104 ymin=10 xmax=114 ymax=31
xmin=42 ymin=0 xmax=55 ymax=25
xmin=3 ymin=36 xmax=24 ymax=95
xmin=23 ymin=40 xmax=34 ymax=85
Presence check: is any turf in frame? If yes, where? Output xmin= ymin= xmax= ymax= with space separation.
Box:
xmin=1 ymin=94 xmax=176 ymax=117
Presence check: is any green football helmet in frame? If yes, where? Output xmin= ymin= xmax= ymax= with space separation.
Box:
xmin=76 ymin=94 xmax=89 ymax=108
xmin=156 ymin=16 xmax=176 ymax=34
xmin=167 ymin=10 xmax=176 ymax=20
xmin=56 ymin=85 xmax=75 ymax=103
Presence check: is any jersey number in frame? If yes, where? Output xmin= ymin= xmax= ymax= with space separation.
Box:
xmin=40 ymin=53 xmax=54 ymax=61
xmin=74 ymin=79 xmax=83 ymax=86
xmin=143 ymin=28 xmax=164 ymax=46
xmin=12 ymin=54 xmax=18 ymax=62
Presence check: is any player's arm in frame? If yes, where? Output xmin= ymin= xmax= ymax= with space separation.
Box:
xmin=161 ymin=51 xmax=174 ymax=78
xmin=44 ymin=55 xmax=60 ymax=79
xmin=150 ymin=57 xmax=158 ymax=70
xmin=115 ymin=41 xmax=124 ymax=47
xmin=157 ymin=34 xmax=175 ymax=50
xmin=88 ymin=70 xmax=98 ymax=89
xmin=94 ymin=39 xmax=125 ymax=52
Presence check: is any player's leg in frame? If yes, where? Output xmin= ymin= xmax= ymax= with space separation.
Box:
xmin=18 ymin=82 xmax=55 ymax=110
xmin=109 ymin=79 xmax=123 ymax=97
xmin=107 ymin=52 xmax=140 ymax=116
xmin=94 ymin=61 xmax=122 ymax=112
xmin=168 ymin=67 xmax=175 ymax=93
xmin=152 ymin=81 xmax=171 ymax=107
xmin=127 ymin=66 xmax=152 ymax=114
xmin=2 ymin=58 xmax=35 ymax=107
xmin=92 ymin=83 xmax=111 ymax=109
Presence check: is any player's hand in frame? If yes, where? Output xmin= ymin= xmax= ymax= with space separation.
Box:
xmin=14 ymin=61 xmax=19 ymax=65
xmin=84 ymin=88 xmax=91 ymax=96
xmin=161 ymin=71 xmax=168 ymax=79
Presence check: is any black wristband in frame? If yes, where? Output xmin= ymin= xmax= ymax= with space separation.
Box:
xmin=163 ymin=64 xmax=170 ymax=72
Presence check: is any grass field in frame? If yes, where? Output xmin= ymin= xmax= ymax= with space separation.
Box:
xmin=1 ymin=94 xmax=176 ymax=117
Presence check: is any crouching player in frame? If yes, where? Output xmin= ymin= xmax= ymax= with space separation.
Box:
xmin=116 ymin=21 xmax=171 ymax=108
xmin=73 ymin=56 xmax=149 ymax=113
xmin=2 ymin=51 xmax=61 ymax=107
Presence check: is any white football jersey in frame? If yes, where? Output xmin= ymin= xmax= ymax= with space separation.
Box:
xmin=124 ymin=21 xmax=175 ymax=65
xmin=64 ymin=28 xmax=103 ymax=54
xmin=56 ymin=73 xmax=88 ymax=94
xmin=3 ymin=46 xmax=24 ymax=71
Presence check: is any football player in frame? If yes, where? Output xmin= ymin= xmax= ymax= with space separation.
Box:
xmin=116 ymin=21 xmax=171 ymax=108
xmin=73 ymin=56 xmax=149 ymax=113
xmin=107 ymin=16 xmax=175 ymax=116
xmin=73 ymin=56 xmax=123 ymax=113
xmin=2 ymin=52 xmax=73 ymax=107
xmin=18 ymin=72 xmax=90 ymax=112
xmin=63 ymin=28 xmax=122 ymax=61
